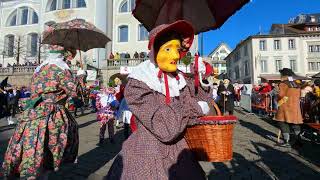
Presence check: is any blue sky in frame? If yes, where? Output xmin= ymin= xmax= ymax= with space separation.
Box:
xmin=201 ymin=0 xmax=320 ymax=55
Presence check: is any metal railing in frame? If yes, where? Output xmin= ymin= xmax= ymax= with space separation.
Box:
xmin=0 ymin=66 xmax=37 ymax=75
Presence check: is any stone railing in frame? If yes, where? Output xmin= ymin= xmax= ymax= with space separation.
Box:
xmin=105 ymin=58 xmax=186 ymax=70
xmin=0 ymin=66 xmax=37 ymax=75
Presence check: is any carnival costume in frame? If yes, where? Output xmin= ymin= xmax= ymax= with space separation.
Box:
xmin=2 ymin=46 xmax=79 ymax=179
xmin=107 ymin=20 xmax=214 ymax=180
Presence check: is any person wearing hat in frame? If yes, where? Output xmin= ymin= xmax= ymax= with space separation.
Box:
xmin=217 ymin=78 xmax=235 ymax=115
xmin=2 ymin=45 xmax=79 ymax=179
xmin=107 ymin=20 xmax=214 ymax=180
xmin=96 ymin=87 xmax=119 ymax=145
xmin=275 ymin=68 xmax=303 ymax=147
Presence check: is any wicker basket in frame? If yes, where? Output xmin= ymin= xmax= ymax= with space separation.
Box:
xmin=185 ymin=101 xmax=237 ymax=162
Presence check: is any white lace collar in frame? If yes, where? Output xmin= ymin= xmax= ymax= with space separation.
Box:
xmin=128 ymin=60 xmax=186 ymax=97
xmin=34 ymin=53 xmax=70 ymax=73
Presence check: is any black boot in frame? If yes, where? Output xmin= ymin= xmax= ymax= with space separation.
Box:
xmin=98 ymin=138 xmax=104 ymax=146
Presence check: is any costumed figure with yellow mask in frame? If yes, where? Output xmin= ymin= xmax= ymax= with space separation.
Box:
xmin=107 ymin=20 xmax=215 ymax=180
xmin=2 ymin=45 xmax=79 ymax=179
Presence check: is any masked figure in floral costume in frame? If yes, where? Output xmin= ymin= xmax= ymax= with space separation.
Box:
xmin=107 ymin=20 xmax=215 ymax=180
xmin=2 ymin=45 xmax=79 ymax=179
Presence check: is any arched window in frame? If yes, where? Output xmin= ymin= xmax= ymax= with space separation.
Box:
xmin=32 ymin=11 xmax=38 ymax=24
xmin=138 ymin=24 xmax=148 ymax=41
xmin=49 ymin=0 xmax=57 ymax=11
xmin=62 ymin=0 xmax=71 ymax=9
xmin=119 ymin=0 xmax=128 ymax=13
xmin=9 ymin=13 xmax=17 ymax=26
xmin=6 ymin=7 xmax=38 ymax=26
xmin=28 ymin=33 xmax=39 ymax=57
xmin=118 ymin=25 xmax=128 ymax=42
xmin=77 ymin=0 xmax=86 ymax=8
xmin=4 ymin=35 xmax=15 ymax=57
xmin=20 ymin=8 xmax=29 ymax=25
xmin=130 ymin=0 xmax=135 ymax=11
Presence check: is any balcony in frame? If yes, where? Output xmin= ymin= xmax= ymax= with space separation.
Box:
xmin=104 ymin=58 xmax=186 ymax=70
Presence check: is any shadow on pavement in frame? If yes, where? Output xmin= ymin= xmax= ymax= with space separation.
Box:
xmin=208 ymin=152 xmax=272 ymax=180
xmin=78 ymin=119 xmax=98 ymax=129
xmin=48 ymin=129 xmax=125 ymax=179
xmin=239 ymin=119 xmax=277 ymax=143
xmin=249 ymin=141 xmax=320 ymax=180
xmin=0 ymin=125 xmax=15 ymax=133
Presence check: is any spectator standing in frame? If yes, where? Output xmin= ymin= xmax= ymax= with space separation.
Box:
xmin=133 ymin=51 xmax=139 ymax=59
xmin=275 ymin=68 xmax=303 ymax=148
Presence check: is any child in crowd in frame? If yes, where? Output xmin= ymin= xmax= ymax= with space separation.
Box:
xmin=96 ymin=87 xmax=119 ymax=145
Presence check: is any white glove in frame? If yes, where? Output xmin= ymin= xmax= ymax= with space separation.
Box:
xmin=197 ymin=57 xmax=206 ymax=75
xmin=197 ymin=101 xmax=210 ymax=115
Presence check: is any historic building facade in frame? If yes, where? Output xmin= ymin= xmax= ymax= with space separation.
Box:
xmin=226 ymin=13 xmax=320 ymax=84
xmin=0 ymin=0 xmax=109 ymax=68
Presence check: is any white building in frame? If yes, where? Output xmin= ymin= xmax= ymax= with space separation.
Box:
xmin=207 ymin=42 xmax=231 ymax=74
xmin=226 ymin=14 xmax=320 ymax=84
xmin=112 ymin=0 xmax=199 ymax=59
xmin=0 ymin=0 xmax=109 ymax=68
xmin=0 ymin=0 xmax=199 ymax=69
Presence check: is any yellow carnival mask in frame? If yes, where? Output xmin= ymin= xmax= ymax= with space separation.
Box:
xmin=156 ymin=39 xmax=181 ymax=72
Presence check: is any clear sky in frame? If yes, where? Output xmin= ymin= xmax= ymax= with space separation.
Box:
xmin=201 ymin=0 xmax=320 ymax=55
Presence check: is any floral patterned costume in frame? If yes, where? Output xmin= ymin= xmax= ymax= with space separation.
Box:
xmin=2 ymin=59 xmax=79 ymax=179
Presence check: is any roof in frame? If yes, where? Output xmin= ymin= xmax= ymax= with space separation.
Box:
xmin=208 ymin=43 xmax=232 ymax=57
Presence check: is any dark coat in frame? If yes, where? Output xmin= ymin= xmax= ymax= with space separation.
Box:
xmin=217 ymin=84 xmax=235 ymax=112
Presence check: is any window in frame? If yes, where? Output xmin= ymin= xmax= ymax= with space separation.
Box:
xmin=63 ymin=0 xmax=71 ymax=9
xmin=138 ymin=24 xmax=148 ymax=41
xmin=308 ymin=62 xmax=319 ymax=71
xmin=5 ymin=35 xmax=15 ymax=57
xmin=50 ymin=0 xmax=57 ymax=11
xmin=130 ymin=0 xmax=135 ymax=11
xmin=260 ymin=60 xmax=267 ymax=73
xmin=220 ymin=49 xmax=227 ymax=53
xmin=259 ymin=40 xmax=266 ymax=51
xmin=220 ymin=55 xmax=226 ymax=60
xmin=77 ymin=0 xmax=87 ymax=8
xmin=118 ymin=25 xmax=128 ymax=42
xmin=244 ymin=61 xmax=249 ymax=76
xmin=309 ymin=45 xmax=320 ymax=52
xmin=288 ymin=39 xmax=295 ymax=49
xmin=29 ymin=34 xmax=38 ymax=57
xmin=275 ymin=60 xmax=282 ymax=72
xmin=119 ymin=0 xmax=128 ymax=13
xmin=274 ymin=40 xmax=281 ymax=50
xmin=32 ymin=11 xmax=38 ymax=24
xmin=290 ymin=60 xmax=297 ymax=72
xmin=21 ymin=8 xmax=29 ymax=25
xmin=309 ymin=45 xmax=314 ymax=52
xmin=9 ymin=14 xmax=17 ymax=26
xmin=244 ymin=45 xmax=248 ymax=56
xmin=235 ymin=66 xmax=240 ymax=79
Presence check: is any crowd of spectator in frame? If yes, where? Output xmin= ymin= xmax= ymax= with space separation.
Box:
xmin=108 ymin=51 xmax=148 ymax=60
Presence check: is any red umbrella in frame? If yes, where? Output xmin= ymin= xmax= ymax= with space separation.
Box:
xmin=133 ymin=0 xmax=250 ymax=34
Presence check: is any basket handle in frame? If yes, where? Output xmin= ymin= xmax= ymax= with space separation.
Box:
xmin=211 ymin=100 xmax=222 ymax=116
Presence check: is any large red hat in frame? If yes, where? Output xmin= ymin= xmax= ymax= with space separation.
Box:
xmin=148 ymin=20 xmax=194 ymax=57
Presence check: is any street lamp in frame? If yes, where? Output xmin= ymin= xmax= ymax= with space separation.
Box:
xmin=1 ymin=50 xmax=5 ymax=66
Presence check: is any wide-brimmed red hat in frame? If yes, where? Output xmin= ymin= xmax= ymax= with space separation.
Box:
xmin=148 ymin=20 xmax=194 ymax=53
